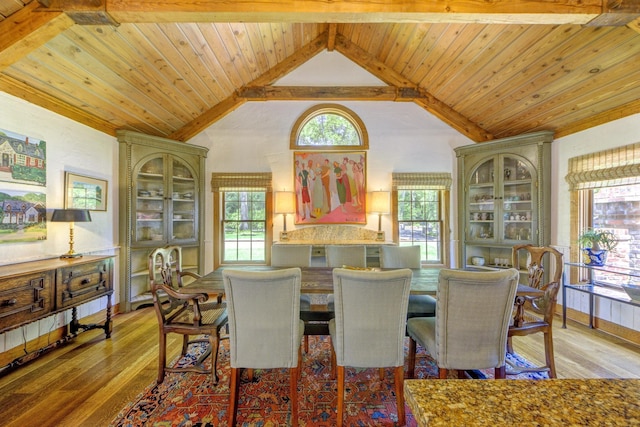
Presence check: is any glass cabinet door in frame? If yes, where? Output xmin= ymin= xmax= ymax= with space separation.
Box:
xmin=501 ymin=156 xmax=535 ymax=243
xmin=135 ymin=156 xmax=166 ymax=243
xmin=133 ymin=155 xmax=198 ymax=245
xmin=467 ymin=158 xmax=496 ymax=242
xmin=170 ymin=158 xmax=197 ymax=241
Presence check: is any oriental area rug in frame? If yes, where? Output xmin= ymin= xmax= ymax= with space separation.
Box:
xmin=111 ymin=337 xmax=547 ymax=427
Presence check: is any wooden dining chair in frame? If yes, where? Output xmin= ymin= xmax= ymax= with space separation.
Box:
xmin=329 ymin=268 xmax=413 ymax=427
xmin=508 ymin=244 xmax=563 ymax=378
xmin=149 ymin=245 xmax=228 ymax=385
xmin=407 ymin=268 xmax=519 ymax=379
xmin=222 ymin=268 xmax=304 ymax=427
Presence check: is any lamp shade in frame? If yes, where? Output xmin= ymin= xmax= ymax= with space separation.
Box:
xmin=51 ymin=209 xmax=92 ymax=222
xmin=274 ymin=192 xmax=296 ymax=214
xmin=369 ymin=191 xmax=390 ymax=214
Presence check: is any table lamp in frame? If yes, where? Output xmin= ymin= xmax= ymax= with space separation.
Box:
xmin=275 ymin=191 xmax=295 ymax=241
xmin=51 ymin=209 xmax=92 ymax=258
xmin=368 ymin=191 xmax=390 ymax=241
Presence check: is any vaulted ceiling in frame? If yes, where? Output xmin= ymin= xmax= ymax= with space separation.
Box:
xmin=1 ymin=1 xmax=639 ymax=142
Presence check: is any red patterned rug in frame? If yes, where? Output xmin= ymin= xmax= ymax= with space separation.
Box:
xmin=111 ymin=336 xmax=546 ymax=426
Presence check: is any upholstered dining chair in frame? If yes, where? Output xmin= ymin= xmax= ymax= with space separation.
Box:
xmin=325 ymin=245 xmax=367 ymax=268
xmin=379 ymin=245 xmax=436 ymax=319
xmin=149 ymin=245 xmax=228 ymax=385
xmin=271 ymin=244 xmax=314 ymax=352
xmin=222 ymin=268 xmax=304 ymax=427
xmin=329 ymin=268 xmax=413 ymax=427
xmin=407 ymin=268 xmax=519 ymax=379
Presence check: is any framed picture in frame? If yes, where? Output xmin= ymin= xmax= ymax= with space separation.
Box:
xmin=294 ymin=151 xmax=366 ymax=224
xmin=65 ymin=172 xmax=108 ymax=211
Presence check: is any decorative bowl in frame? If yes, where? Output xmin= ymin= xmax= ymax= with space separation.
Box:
xmin=622 ymin=284 xmax=640 ymax=301
xmin=471 ymin=256 xmax=485 ymax=266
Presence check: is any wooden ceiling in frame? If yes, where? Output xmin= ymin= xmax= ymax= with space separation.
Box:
xmin=1 ymin=1 xmax=639 ymax=143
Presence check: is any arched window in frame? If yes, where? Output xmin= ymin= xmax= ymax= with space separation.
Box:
xmin=290 ymin=104 xmax=369 ymax=150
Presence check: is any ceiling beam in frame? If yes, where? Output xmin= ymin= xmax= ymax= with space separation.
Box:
xmin=102 ymin=0 xmax=604 ymax=25
xmin=37 ymin=0 xmax=120 ymax=25
xmin=0 ymin=2 xmax=74 ymax=70
xmin=0 ymin=74 xmax=118 ymax=136
xmin=170 ymin=33 xmax=328 ymax=141
xmin=333 ymin=34 xmax=493 ymax=142
xmin=237 ymin=86 xmax=400 ymax=101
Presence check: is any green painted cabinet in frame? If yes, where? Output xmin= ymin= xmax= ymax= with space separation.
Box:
xmin=454 ymin=131 xmax=553 ymax=270
xmin=118 ymin=130 xmax=208 ymax=311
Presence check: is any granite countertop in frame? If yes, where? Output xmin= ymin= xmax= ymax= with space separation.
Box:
xmin=405 ymin=379 xmax=640 ymax=426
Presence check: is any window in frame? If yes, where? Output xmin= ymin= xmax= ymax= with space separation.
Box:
xmin=567 ymin=142 xmax=640 ymax=285
xmin=290 ymin=104 xmax=369 ymax=149
xmin=392 ymin=173 xmax=452 ymax=265
xmin=212 ymin=173 xmax=272 ymax=266
xmin=222 ymin=191 xmax=266 ymax=263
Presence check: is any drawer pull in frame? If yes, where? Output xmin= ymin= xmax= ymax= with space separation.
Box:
xmin=81 ymin=278 xmax=90 ymax=285
xmin=2 ymin=298 xmax=17 ymax=307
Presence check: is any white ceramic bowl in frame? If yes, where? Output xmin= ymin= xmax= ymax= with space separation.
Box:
xmin=471 ymin=256 xmax=485 ymax=266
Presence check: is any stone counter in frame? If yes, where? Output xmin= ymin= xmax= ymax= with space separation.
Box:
xmin=405 ymin=379 xmax=640 ymax=426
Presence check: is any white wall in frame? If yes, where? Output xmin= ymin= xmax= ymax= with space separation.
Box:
xmin=0 ymin=91 xmax=118 ymax=354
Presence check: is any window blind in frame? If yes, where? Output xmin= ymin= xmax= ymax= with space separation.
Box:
xmin=392 ymin=172 xmax=452 ymax=190
xmin=565 ymin=142 xmax=640 ymax=190
xmin=211 ymin=172 xmax=272 ymax=192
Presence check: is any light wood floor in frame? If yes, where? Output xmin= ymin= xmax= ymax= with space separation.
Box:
xmin=0 ymin=307 xmax=638 ymax=427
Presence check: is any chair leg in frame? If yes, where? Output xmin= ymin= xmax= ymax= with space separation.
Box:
xmin=506 ymin=336 xmax=514 ymax=354
xmin=209 ymin=332 xmax=220 ymax=384
xmin=544 ymin=330 xmax=557 ymax=378
xmin=228 ymin=367 xmax=240 ymax=427
xmin=298 ymin=344 xmax=303 ymax=380
xmin=379 ymin=368 xmax=385 ymax=381
xmin=304 ymin=335 xmax=309 ymax=353
xmin=458 ymin=370 xmax=467 ymax=379
xmin=181 ymin=334 xmax=189 ymax=355
xmin=394 ymin=366 xmax=406 ymax=426
xmin=438 ymin=368 xmax=448 ymax=379
xmin=290 ymin=366 xmax=299 ymax=427
xmin=157 ymin=332 xmax=167 ymax=384
xmin=495 ymin=365 xmax=506 ymax=379
xmin=331 ymin=347 xmax=337 ymax=379
xmin=337 ymin=365 xmax=345 ymax=427
xmin=407 ymin=337 xmax=417 ymax=379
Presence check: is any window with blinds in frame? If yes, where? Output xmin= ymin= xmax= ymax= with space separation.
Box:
xmin=392 ymin=173 xmax=451 ymax=265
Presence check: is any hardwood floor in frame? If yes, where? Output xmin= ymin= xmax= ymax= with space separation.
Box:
xmin=0 ymin=307 xmax=638 ymax=427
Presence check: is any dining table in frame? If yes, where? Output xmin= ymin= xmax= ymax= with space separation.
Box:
xmin=185 ymin=266 xmax=543 ymax=335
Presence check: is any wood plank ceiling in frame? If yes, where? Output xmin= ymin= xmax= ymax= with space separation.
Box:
xmin=0 ymin=1 xmax=639 ymax=143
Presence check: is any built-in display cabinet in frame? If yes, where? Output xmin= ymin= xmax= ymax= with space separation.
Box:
xmin=455 ymin=131 xmax=553 ymax=271
xmin=117 ymin=130 xmax=208 ymax=311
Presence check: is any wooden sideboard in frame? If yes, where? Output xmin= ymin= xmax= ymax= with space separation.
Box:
xmin=0 ymin=255 xmax=113 ymax=370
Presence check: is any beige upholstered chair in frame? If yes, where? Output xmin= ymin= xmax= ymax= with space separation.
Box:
xmin=222 ymin=268 xmax=305 ymax=427
xmin=271 ymin=244 xmax=312 ymax=268
xmin=325 ymin=245 xmax=367 ymax=268
xmin=329 ymin=268 xmax=413 ymax=427
xmin=379 ymin=245 xmax=436 ymax=318
xmin=149 ymin=246 xmax=228 ymax=385
xmin=407 ymin=268 xmax=519 ymax=379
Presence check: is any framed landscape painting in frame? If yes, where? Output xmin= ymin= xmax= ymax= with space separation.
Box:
xmin=65 ymin=172 xmax=108 ymax=211
xmin=293 ymin=151 xmax=366 ymax=225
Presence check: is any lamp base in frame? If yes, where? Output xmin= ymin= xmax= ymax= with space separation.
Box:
xmin=376 ymin=231 xmax=385 ymax=241
xmin=279 ymin=231 xmax=290 ymax=242
xmin=60 ymin=253 xmax=83 ymax=259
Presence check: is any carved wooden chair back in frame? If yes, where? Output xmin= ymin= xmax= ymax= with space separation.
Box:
xmin=512 ymin=244 xmax=563 ymax=290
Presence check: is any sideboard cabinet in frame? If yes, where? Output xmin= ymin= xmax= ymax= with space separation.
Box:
xmin=454 ymin=131 xmax=553 ymax=270
xmin=118 ymin=130 xmax=208 ymax=311
xmin=0 ymin=255 xmax=113 ymax=336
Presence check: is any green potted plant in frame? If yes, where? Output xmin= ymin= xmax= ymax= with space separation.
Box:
xmin=578 ymin=228 xmax=618 ymax=266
